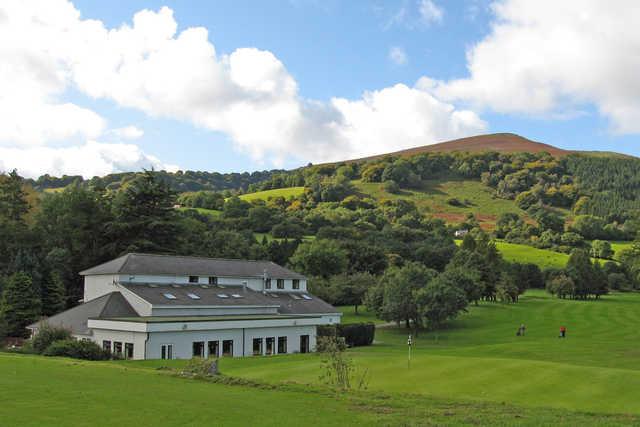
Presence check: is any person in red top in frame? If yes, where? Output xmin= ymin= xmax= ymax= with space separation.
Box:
xmin=559 ymin=326 xmax=566 ymax=338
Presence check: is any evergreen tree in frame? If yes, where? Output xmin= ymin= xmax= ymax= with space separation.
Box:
xmin=42 ymin=272 xmax=66 ymax=316
xmin=0 ymin=272 xmax=41 ymax=337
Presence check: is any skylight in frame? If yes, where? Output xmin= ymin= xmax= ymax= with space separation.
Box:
xmin=149 ymin=284 xmax=158 ymax=288
xmin=187 ymin=293 xmax=201 ymax=300
xmin=163 ymin=293 xmax=177 ymax=300
xmin=217 ymin=293 xmax=229 ymax=298
xmin=231 ymin=294 xmax=242 ymax=298
xmin=171 ymin=284 xmax=180 ymax=288
xmin=301 ymin=294 xmax=312 ymax=300
xmin=200 ymin=285 xmax=210 ymax=289
xmin=290 ymin=294 xmax=301 ymax=300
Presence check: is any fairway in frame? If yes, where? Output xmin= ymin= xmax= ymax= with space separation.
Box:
xmin=221 ymin=290 xmax=640 ymax=415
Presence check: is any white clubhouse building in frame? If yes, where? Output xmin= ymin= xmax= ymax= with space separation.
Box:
xmin=29 ymin=253 xmax=340 ymax=360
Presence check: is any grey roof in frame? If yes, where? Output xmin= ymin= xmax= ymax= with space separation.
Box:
xmin=80 ymin=253 xmax=306 ymax=280
xmin=121 ymin=284 xmax=339 ymax=315
xmin=27 ymin=292 xmax=139 ymax=335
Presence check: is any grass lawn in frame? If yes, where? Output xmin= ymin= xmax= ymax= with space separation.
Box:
xmin=239 ymin=187 xmax=305 ymax=202
xmin=338 ymin=305 xmax=385 ymax=325
xmin=220 ymin=290 xmax=640 ymax=416
xmin=355 ymin=178 xmax=526 ymax=229
xmin=611 ymin=241 xmax=634 ymax=260
xmin=177 ymin=207 xmax=222 ymax=218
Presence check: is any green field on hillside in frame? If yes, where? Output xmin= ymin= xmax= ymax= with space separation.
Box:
xmin=355 ymin=178 xmax=525 ymax=228
xmin=220 ymin=290 xmax=640 ymax=416
xmin=177 ymin=207 xmax=222 ymax=218
xmin=239 ymin=187 xmax=305 ymax=202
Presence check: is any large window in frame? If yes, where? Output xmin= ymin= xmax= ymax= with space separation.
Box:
xmin=292 ymin=279 xmax=300 ymax=290
xmin=102 ymin=340 xmax=111 ymax=352
xmin=265 ymin=337 xmax=275 ymax=355
xmin=193 ymin=341 xmax=205 ymax=358
xmin=277 ymin=279 xmax=285 ymax=289
xmin=278 ymin=337 xmax=287 ymax=354
xmin=125 ymin=343 xmax=134 ymax=359
xmin=222 ymin=340 xmax=233 ymax=357
xmin=208 ymin=276 xmax=218 ymax=285
xmin=207 ymin=341 xmax=219 ymax=358
xmin=161 ymin=344 xmax=173 ymax=360
xmin=189 ymin=275 xmax=199 ymax=283
xmin=265 ymin=278 xmax=271 ymax=289
xmin=113 ymin=341 xmax=123 ymax=357
xmin=252 ymin=338 xmax=263 ymax=356
xmin=300 ymin=335 xmax=309 ymax=354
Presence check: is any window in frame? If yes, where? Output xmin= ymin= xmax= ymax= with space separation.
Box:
xmin=278 ymin=337 xmax=287 ymax=354
xmin=189 ymin=276 xmax=199 ymax=283
xmin=161 ymin=344 xmax=173 ymax=360
xmin=265 ymin=278 xmax=271 ymax=289
xmin=293 ymin=279 xmax=300 ymax=289
xmin=192 ymin=341 xmax=205 ymax=358
xmin=187 ymin=293 xmax=201 ymax=300
xmin=102 ymin=340 xmax=111 ymax=352
xmin=222 ymin=340 xmax=233 ymax=357
xmin=113 ymin=341 xmax=123 ymax=357
xmin=207 ymin=341 xmax=219 ymax=358
xmin=208 ymin=276 xmax=218 ymax=285
xmin=277 ymin=279 xmax=285 ymax=289
xmin=265 ymin=337 xmax=275 ymax=355
xmin=125 ymin=343 xmax=134 ymax=359
xmin=252 ymin=338 xmax=263 ymax=356
xmin=163 ymin=293 xmax=177 ymax=300
xmin=300 ymin=335 xmax=309 ymax=354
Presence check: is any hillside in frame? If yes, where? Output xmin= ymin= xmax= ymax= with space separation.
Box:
xmin=340 ymin=133 xmax=572 ymax=164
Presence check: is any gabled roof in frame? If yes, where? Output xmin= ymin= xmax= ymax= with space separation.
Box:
xmin=27 ymin=292 xmax=139 ymax=335
xmin=122 ymin=284 xmax=339 ymax=315
xmin=80 ymin=253 xmax=306 ymax=280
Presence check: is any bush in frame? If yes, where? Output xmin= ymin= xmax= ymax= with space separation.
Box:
xmin=43 ymin=339 xmax=110 ymax=360
xmin=317 ymin=323 xmax=375 ymax=347
xmin=337 ymin=323 xmax=375 ymax=347
xmin=31 ymin=323 xmax=72 ymax=354
xmin=446 ymin=197 xmax=465 ymax=207
xmin=383 ymin=180 xmax=400 ymax=194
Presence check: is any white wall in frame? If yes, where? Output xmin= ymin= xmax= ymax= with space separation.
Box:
xmin=83 ymin=275 xmax=119 ymax=301
xmin=91 ymin=329 xmax=147 ymax=360
xmin=144 ymin=325 xmax=316 ymax=359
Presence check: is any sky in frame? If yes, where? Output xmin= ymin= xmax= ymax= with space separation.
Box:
xmin=1 ymin=0 xmax=640 ymax=178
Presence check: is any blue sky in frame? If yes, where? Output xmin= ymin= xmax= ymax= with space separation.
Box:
xmin=1 ymin=1 xmax=639 ymax=177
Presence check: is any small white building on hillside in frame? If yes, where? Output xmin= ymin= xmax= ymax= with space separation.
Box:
xmin=28 ymin=253 xmax=341 ymax=360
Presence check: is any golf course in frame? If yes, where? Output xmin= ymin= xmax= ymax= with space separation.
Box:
xmin=2 ymin=290 xmax=640 ymax=425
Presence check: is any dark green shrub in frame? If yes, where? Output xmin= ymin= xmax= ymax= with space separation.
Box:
xmin=317 ymin=323 xmax=375 ymax=347
xmin=43 ymin=339 xmax=110 ymax=360
xmin=337 ymin=323 xmax=375 ymax=347
xmin=383 ymin=180 xmax=400 ymax=194
xmin=31 ymin=323 xmax=72 ymax=354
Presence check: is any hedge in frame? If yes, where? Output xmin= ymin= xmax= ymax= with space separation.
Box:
xmin=43 ymin=339 xmax=110 ymax=360
xmin=317 ymin=322 xmax=375 ymax=347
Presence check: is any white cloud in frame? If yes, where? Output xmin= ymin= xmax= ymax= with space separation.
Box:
xmin=433 ymin=0 xmax=640 ymax=133
xmin=0 ymin=0 xmax=486 ymax=175
xmin=419 ymin=0 xmax=444 ymax=25
xmin=389 ymin=47 xmax=408 ymax=66
xmin=112 ymin=125 xmax=144 ymax=140
xmin=0 ymin=141 xmax=178 ymax=179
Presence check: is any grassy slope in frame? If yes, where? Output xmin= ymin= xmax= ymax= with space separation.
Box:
xmin=221 ymin=290 xmax=640 ymax=416
xmin=239 ymin=187 xmax=305 ymax=202
xmin=355 ymin=178 xmax=525 ymax=229
xmin=177 ymin=207 xmax=222 ymax=218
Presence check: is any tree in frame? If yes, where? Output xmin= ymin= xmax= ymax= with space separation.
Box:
xmin=566 ymin=249 xmax=594 ymax=299
xmin=0 ymin=272 xmax=41 ymax=337
xmin=108 ymin=171 xmax=180 ymax=254
xmin=289 ymin=240 xmax=348 ymax=278
xmin=378 ymin=262 xmax=437 ymax=328
xmin=415 ymin=274 xmax=468 ymax=329
xmin=546 ymin=273 xmax=575 ymax=299
xmin=332 ymin=273 xmax=374 ymax=314
xmin=440 ymin=267 xmax=482 ymax=305
xmin=590 ymin=240 xmax=614 ymax=259
xmin=41 ymin=272 xmax=66 ymax=316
